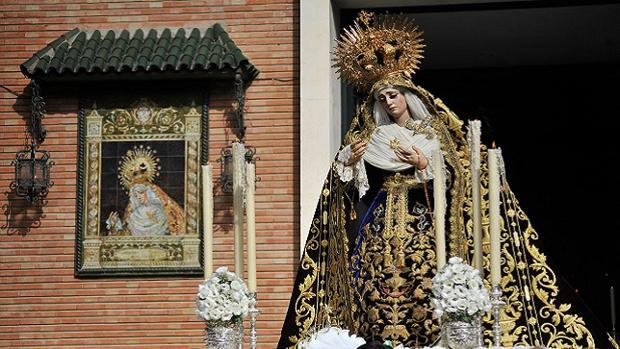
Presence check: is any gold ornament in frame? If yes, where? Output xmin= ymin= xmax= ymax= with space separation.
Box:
xmin=333 ymin=11 xmax=425 ymax=92
xmin=118 ymin=145 xmax=161 ymax=190
xmin=389 ymin=137 xmax=401 ymax=149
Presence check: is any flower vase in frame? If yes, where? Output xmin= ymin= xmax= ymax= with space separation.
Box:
xmin=204 ymin=320 xmax=243 ymax=349
xmin=441 ymin=315 xmax=482 ymax=349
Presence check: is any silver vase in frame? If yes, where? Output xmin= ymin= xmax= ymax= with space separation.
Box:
xmin=441 ymin=317 xmax=481 ymax=349
xmin=204 ymin=320 xmax=243 ymax=349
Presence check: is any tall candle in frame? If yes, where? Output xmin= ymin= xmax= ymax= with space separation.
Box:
xmin=246 ymin=162 xmax=257 ymax=293
xmin=433 ymin=149 xmax=446 ymax=269
xmin=612 ymin=286 xmax=617 ymax=330
xmin=232 ymin=142 xmax=246 ymax=277
xmin=468 ymin=120 xmax=483 ymax=275
xmin=201 ymin=164 xmax=214 ymax=278
xmin=488 ymin=148 xmax=502 ymax=287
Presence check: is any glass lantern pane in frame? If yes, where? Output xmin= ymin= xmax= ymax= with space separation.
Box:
xmin=17 ymin=160 xmax=33 ymax=186
xmin=34 ymin=159 xmax=46 ymax=186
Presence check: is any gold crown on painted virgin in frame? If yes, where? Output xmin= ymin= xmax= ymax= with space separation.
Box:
xmin=118 ymin=145 xmax=161 ymax=191
xmin=333 ymin=11 xmax=425 ymax=92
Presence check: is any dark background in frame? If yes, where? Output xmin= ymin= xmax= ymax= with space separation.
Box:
xmin=100 ymin=140 xmax=186 ymax=235
xmin=341 ymin=1 xmax=620 ymax=342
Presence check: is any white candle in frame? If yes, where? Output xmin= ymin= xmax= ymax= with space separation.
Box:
xmin=488 ymin=148 xmax=502 ymax=287
xmin=201 ymin=164 xmax=214 ymax=279
xmin=432 ymin=149 xmax=446 ymax=270
xmin=232 ymin=142 xmax=246 ymax=277
xmin=468 ymin=120 xmax=483 ymax=275
xmin=246 ymin=162 xmax=257 ymax=293
xmin=612 ymin=286 xmax=617 ymax=330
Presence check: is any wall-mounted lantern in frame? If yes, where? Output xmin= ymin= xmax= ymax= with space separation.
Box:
xmin=11 ymin=80 xmax=54 ymax=204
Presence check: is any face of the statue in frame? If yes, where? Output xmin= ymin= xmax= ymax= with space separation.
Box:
xmin=135 ymin=188 xmax=149 ymax=205
xmin=377 ymin=88 xmax=410 ymax=122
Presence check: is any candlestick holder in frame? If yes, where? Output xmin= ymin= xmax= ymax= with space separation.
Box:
xmin=490 ymin=285 xmax=505 ymax=347
xmin=249 ymin=292 xmax=260 ymax=349
xmin=608 ymin=333 xmax=619 ymax=349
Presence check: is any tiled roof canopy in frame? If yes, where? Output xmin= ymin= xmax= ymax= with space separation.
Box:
xmin=20 ymin=24 xmax=258 ymax=81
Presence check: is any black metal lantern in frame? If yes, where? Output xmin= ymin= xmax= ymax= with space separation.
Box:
xmin=13 ymin=142 xmax=54 ymax=203
xmin=219 ymin=143 xmax=256 ymax=193
xmin=12 ymin=80 xmax=54 ymax=204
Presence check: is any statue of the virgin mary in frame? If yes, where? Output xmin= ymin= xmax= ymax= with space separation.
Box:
xmin=278 ymin=11 xmax=601 ymax=349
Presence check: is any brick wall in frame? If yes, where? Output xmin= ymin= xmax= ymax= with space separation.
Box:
xmin=0 ymin=1 xmax=299 ymax=348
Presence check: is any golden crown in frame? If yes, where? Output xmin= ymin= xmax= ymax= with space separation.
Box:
xmin=118 ymin=145 xmax=161 ymax=190
xmin=333 ymin=11 xmax=425 ymax=92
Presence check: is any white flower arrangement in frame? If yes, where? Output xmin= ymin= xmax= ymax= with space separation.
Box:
xmin=431 ymin=256 xmax=492 ymax=322
xmin=297 ymin=327 xmax=408 ymax=349
xmin=196 ymin=266 xmax=250 ymax=324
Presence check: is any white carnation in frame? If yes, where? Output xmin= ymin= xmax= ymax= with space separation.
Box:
xmin=196 ymin=266 xmax=251 ymax=323
xmin=431 ymin=257 xmax=491 ymax=321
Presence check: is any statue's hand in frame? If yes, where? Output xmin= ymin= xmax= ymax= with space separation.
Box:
xmin=395 ymin=145 xmax=428 ymax=169
xmin=345 ymin=139 xmax=368 ymax=166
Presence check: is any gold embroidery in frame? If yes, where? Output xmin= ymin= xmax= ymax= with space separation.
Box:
xmin=286 ymin=79 xmax=597 ymax=349
xmin=352 ymin=175 xmax=439 ymax=346
xmin=404 ymin=118 xmax=435 ymax=139
xmin=490 ymin=184 xmax=595 ymax=348
xmin=389 ymin=138 xmax=401 ymax=150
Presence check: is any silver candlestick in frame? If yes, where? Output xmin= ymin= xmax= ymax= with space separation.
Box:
xmin=249 ymin=292 xmax=260 ymax=349
xmin=491 ymin=285 xmax=505 ymax=347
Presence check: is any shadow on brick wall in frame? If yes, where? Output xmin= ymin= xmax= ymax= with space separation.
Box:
xmin=2 ymin=190 xmax=46 ymax=236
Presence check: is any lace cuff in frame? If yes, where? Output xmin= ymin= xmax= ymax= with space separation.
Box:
xmin=335 ymin=145 xmax=370 ymax=199
xmin=415 ymin=166 xmax=433 ymax=182
xmin=335 ymin=145 xmax=354 ymax=182
xmin=414 ymin=157 xmax=434 ymax=183
xmin=354 ymin=160 xmax=370 ymax=198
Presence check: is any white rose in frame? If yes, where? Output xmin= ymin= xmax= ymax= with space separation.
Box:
xmin=448 ymin=256 xmax=461 ymax=264
xmin=453 ymin=298 xmax=467 ymax=311
xmin=222 ymin=310 xmax=234 ymax=321
xmin=230 ymin=280 xmax=243 ymax=291
xmin=440 ymin=290 xmax=452 ymax=300
xmin=210 ymin=307 xmax=223 ymax=319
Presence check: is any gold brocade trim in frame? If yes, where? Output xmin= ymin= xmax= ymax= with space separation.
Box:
xmin=491 ymin=183 xmax=595 ymax=348
xmin=352 ymin=177 xmax=439 ymax=346
xmin=288 ymin=220 xmax=320 ymax=348
xmin=371 ymin=75 xmax=417 ymax=97
xmin=325 ymin=183 xmax=355 ymax=329
xmin=289 ymin=172 xmax=350 ymax=348
xmin=344 ymin=99 xmax=376 ymax=146
xmin=290 ymin=248 xmax=319 ymax=345
xmin=382 ymin=173 xmax=423 ymax=190
xmin=461 ymin=148 xmax=595 ymax=348
xmin=287 ymin=184 xmax=324 ymax=347
xmin=420 ymin=92 xmax=468 ymax=259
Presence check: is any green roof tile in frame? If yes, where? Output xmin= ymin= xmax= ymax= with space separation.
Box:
xmin=20 ymin=24 xmax=258 ymax=81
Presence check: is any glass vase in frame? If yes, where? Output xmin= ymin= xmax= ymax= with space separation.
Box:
xmin=441 ymin=315 xmax=482 ymax=349
xmin=204 ymin=320 xmax=243 ymax=349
